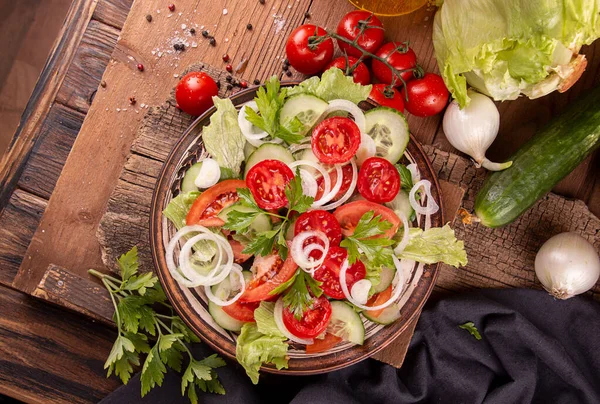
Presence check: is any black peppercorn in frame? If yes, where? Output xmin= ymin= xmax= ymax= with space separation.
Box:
xmin=209 ymin=37 xmax=216 ymax=46
xmin=253 ymin=79 xmax=260 ymax=85
xmin=146 ymin=14 xmax=153 ymax=22
xmin=304 ymin=12 xmax=311 ymax=19
xmin=259 ymin=0 xmax=265 ymax=4
xmin=190 ymin=28 xmax=196 ymax=34
xmin=227 ymin=83 xmax=233 ymax=90
xmin=283 ymin=58 xmax=290 ymax=66
xmin=282 ymin=64 xmax=289 ymax=71
xmin=202 ymin=30 xmax=209 ymax=38
xmin=247 ymin=23 xmax=253 ymax=30
xmin=285 ymin=70 xmax=292 ymax=77
xmin=226 ymin=75 xmax=232 ymax=82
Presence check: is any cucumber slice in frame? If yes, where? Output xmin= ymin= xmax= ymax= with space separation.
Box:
xmin=181 ymin=162 xmax=238 ymax=193
xmin=364 ymin=107 xmax=409 ymax=164
xmin=280 ymin=94 xmax=329 ymax=135
xmin=208 ymin=301 xmax=245 ymax=332
xmin=218 ymin=205 xmax=272 ymax=233
xmin=244 ymin=143 xmax=295 ymax=178
xmin=244 ymin=142 xmax=257 ymax=160
xmin=328 ymin=301 xmax=365 ymax=345
xmin=385 ymin=190 xmax=415 ymax=222
xmin=363 ymin=303 xmax=401 ymax=325
xmin=370 ymin=266 xmax=396 ymax=294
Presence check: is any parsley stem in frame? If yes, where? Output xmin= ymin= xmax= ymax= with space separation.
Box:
xmin=156 ymin=313 xmax=176 ymax=320
xmin=102 ymin=278 xmax=122 ymax=335
xmin=88 ymin=269 xmax=123 ymax=285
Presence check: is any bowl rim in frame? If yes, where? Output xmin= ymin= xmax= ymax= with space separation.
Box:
xmin=149 ymin=83 xmax=444 ymax=375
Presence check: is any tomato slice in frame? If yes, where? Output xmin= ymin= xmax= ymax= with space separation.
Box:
xmin=357 ymin=157 xmax=400 ymax=203
xmin=306 ymin=333 xmax=342 ymax=354
xmin=282 ymin=295 xmax=332 ymax=339
xmin=313 ymin=246 xmax=366 ymax=299
xmin=315 ymin=164 xmax=354 ymax=202
xmin=186 ymin=179 xmax=247 ymax=226
xmin=228 ymin=238 xmax=252 ymax=264
xmin=365 ymin=285 xmax=392 ymax=318
xmin=311 ymin=117 xmax=361 ymax=164
xmin=294 ymin=210 xmax=342 ymax=251
xmin=333 ymin=200 xmax=400 ymax=238
xmin=246 ymin=160 xmax=294 ymax=210
xmin=239 ymin=253 xmax=298 ymax=302
xmin=222 ymin=300 xmax=259 ymax=322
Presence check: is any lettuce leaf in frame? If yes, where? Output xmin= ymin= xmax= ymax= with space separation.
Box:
xmin=163 ymin=191 xmax=200 ymax=230
xmin=287 ymin=68 xmax=372 ymax=104
xmin=254 ymin=302 xmax=284 ymax=337
xmin=235 ymin=323 xmax=288 ymax=384
xmin=202 ymin=97 xmax=245 ymax=176
xmin=396 ymin=224 xmax=467 ymax=267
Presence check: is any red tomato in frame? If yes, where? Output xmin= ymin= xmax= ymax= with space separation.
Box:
xmin=283 ymin=295 xmax=332 ymax=339
xmin=333 ymin=200 xmax=400 ymax=238
xmin=294 ymin=210 xmax=342 ymax=253
xmin=228 ymin=239 xmax=252 ymax=264
xmin=315 ymin=164 xmax=354 ymax=202
xmin=311 ymin=117 xmax=361 ymax=164
xmin=313 ymin=246 xmax=366 ymax=299
xmin=246 ymin=160 xmax=294 ymax=210
xmin=368 ymin=84 xmax=405 ymax=113
xmin=372 ymin=43 xmax=417 ymax=86
xmin=239 ymin=253 xmax=298 ymax=302
xmin=365 ymin=285 xmax=392 ymax=318
xmin=175 ymin=72 xmax=219 ymax=116
xmin=336 ymin=11 xmax=385 ymax=58
xmin=306 ymin=333 xmax=342 ymax=354
xmin=325 ymin=56 xmax=370 ymax=85
xmin=222 ymin=300 xmax=259 ymax=322
xmin=285 ymin=25 xmax=334 ymax=75
xmin=357 ymin=157 xmax=400 ymax=203
xmin=401 ymin=73 xmax=450 ymax=117
xmin=186 ymin=180 xmax=246 ymax=226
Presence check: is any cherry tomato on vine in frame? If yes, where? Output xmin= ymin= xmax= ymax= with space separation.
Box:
xmin=282 ymin=295 xmax=332 ymax=338
xmin=175 ymin=72 xmax=219 ymax=116
xmin=313 ymin=246 xmax=366 ymax=299
xmin=357 ymin=157 xmax=400 ymax=203
xmin=372 ymin=42 xmax=417 ymax=86
xmin=336 ymin=10 xmax=385 ymax=58
xmin=311 ymin=117 xmax=361 ymax=164
xmin=285 ymin=25 xmax=334 ymax=75
xmin=368 ymin=84 xmax=405 ymax=113
xmin=246 ymin=160 xmax=294 ymax=210
xmin=325 ymin=56 xmax=370 ymax=85
xmin=401 ymin=73 xmax=450 ymax=117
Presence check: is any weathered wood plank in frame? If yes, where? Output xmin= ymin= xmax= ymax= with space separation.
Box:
xmin=0 ymin=190 xmax=47 ymax=286
xmin=18 ymin=104 xmax=84 ymax=199
xmin=0 ymin=0 xmax=97 ymax=212
xmin=93 ymin=0 xmax=134 ymax=30
xmin=0 ymin=284 xmax=119 ymax=404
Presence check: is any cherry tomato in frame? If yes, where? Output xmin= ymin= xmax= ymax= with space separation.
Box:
xmin=222 ymin=300 xmax=259 ymax=322
xmin=365 ymin=285 xmax=392 ymax=318
xmin=285 ymin=25 xmax=334 ymax=75
xmin=333 ymin=200 xmax=400 ymax=238
xmin=228 ymin=238 xmax=252 ymax=264
xmin=246 ymin=160 xmax=294 ymax=210
xmin=325 ymin=56 xmax=370 ymax=85
xmin=315 ymin=164 xmax=354 ymax=201
xmin=368 ymin=84 xmax=405 ymax=113
xmin=313 ymin=246 xmax=366 ymax=299
xmin=305 ymin=333 xmax=342 ymax=354
xmin=311 ymin=117 xmax=361 ymax=164
xmin=401 ymin=73 xmax=449 ymax=117
xmin=357 ymin=157 xmax=400 ymax=203
xmin=239 ymin=253 xmax=298 ymax=302
xmin=294 ymin=210 xmax=342 ymax=256
xmin=175 ymin=72 xmax=219 ymax=116
xmin=186 ymin=179 xmax=246 ymax=226
xmin=282 ymin=295 xmax=332 ymax=339
xmin=336 ymin=11 xmax=384 ymax=58
xmin=372 ymin=43 xmax=417 ymax=86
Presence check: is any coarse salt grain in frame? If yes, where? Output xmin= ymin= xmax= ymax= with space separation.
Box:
xmin=223 ymin=8 xmax=228 ymax=15
xmin=174 ymin=73 xmax=179 ymax=78
xmin=181 ymin=24 xmax=187 ymax=29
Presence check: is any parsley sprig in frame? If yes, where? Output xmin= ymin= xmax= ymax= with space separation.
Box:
xmin=89 ymin=247 xmax=226 ymax=403
xmin=340 ymin=211 xmax=395 ymax=266
xmin=270 ymin=270 xmax=323 ymax=320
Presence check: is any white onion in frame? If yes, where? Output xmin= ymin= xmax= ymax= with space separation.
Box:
xmin=289 ymin=160 xmax=342 ymax=207
xmin=274 ymin=299 xmax=314 ymax=344
xmin=298 ymin=169 xmax=318 ymax=198
xmin=290 ymin=231 xmax=330 ymax=270
xmin=320 ymin=159 xmax=358 ymax=210
xmin=406 ymin=163 xmax=420 ymax=183
xmin=535 ymin=232 xmax=600 ymax=300
xmin=237 ymin=101 xmax=283 ymax=147
xmin=393 ymin=211 xmax=410 ymax=255
xmin=320 ymin=99 xmax=366 ymax=133
xmin=409 ymin=180 xmax=439 ymax=216
xmin=204 ymin=265 xmax=246 ymax=306
xmin=194 ymin=158 xmax=220 ymax=189
xmin=318 ymin=165 xmax=343 ymax=205
xmin=166 ymin=226 xmax=214 ymax=287
xmin=350 ymin=279 xmax=372 ymax=305
xmin=356 ymin=133 xmax=376 ymax=167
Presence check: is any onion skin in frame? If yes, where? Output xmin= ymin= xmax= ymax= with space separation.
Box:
xmin=535 ymin=232 xmax=600 ymax=300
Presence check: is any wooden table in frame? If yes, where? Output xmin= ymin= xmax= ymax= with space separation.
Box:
xmin=0 ymin=0 xmax=598 ymax=402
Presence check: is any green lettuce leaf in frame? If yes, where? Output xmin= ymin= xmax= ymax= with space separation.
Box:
xmin=396 ymin=224 xmax=467 ymax=267
xmin=235 ymin=323 xmax=288 ymax=384
xmin=433 ymin=0 xmax=600 ymax=107
xmin=202 ymin=97 xmax=245 ymax=175
xmin=287 ymin=68 xmax=372 ymax=104
xmin=163 ymin=192 xmax=200 ymax=230
xmin=254 ymin=302 xmax=284 ymax=337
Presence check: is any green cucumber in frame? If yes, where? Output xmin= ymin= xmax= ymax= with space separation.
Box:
xmin=363 ymin=303 xmax=401 ymax=325
xmin=280 ymin=94 xmax=329 ymax=135
xmin=370 ymin=266 xmax=396 ymax=294
xmin=364 ymin=107 xmax=410 ymax=164
xmin=244 ymin=142 xmax=257 ymax=160
xmin=208 ymin=301 xmax=245 ymax=332
xmin=217 ymin=205 xmax=272 ymax=233
xmin=328 ymin=301 xmax=365 ymax=345
xmin=475 ymin=87 xmax=600 ymax=228
xmin=244 ymin=143 xmax=294 ymax=178
xmin=385 ymin=190 xmax=414 ymax=222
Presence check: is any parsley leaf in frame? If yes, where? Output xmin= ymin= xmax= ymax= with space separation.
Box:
xmin=340 ymin=211 xmax=395 ymax=264
xmin=222 ymin=209 xmax=260 ymax=232
xmin=459 ymin=322 xmax=482 ymax=340
xmin=286 ymin=171 xmax=314 ymax=214
xmin=117 ymin=246 xmax=139 ymax=282
xmin=269 ymin=270 xmax=299 ymax=296
xmin=140 ymin=344 xmax=167 ymax=396
xmin=396 ymin=164 xmax=414 ymax=192
xmin=236 ymin=188 xmax=260 ymax=210
xmin=283 ymin=270 xmax=323 ymax=319
xmin=242 ymin=228 xmax=278 ymax=256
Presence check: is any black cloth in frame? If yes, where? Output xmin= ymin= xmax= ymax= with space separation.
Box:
xmin=100 ymin=289 xmax=600 ymax=404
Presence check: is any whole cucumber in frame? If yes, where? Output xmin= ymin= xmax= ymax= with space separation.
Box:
xmin=475 ymin=87 xmax=600 ymax=228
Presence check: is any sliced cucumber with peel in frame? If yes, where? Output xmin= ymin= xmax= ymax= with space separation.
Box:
xmin=364 ymin=107 xmax=409 ymax=164
xmin=244 ymin=142 xmax=257 ymax=160
xmin=328 ymin=301 xmax=365 ymax=345
xmin=280 ymin=94 xmax=329 ymax=135
xmin=244 ymin=143 xmax=295 ymax=178
xmin=217 ymin=205 xmax=272 ymax=233
xmin=363 ymin=303 xmax=401 ymax=325
xmin=385 ymin=190 xmax=415 ymax=222
xmin=208 ymin=272 xmax=253 ymax=332
xmin=370 ymin=266 xmax=396 ymax=295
